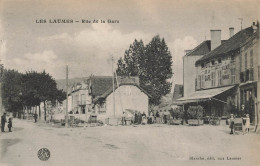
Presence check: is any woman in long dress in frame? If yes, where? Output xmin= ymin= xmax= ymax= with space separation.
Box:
xmin=244 ymin=114 xmax=250 ymax=133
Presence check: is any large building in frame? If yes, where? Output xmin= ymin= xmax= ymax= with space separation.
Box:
xmin=175 ymin=22 xmax=260 ymax=125
xmin=183 ymin=33 xmax=226 ymax=97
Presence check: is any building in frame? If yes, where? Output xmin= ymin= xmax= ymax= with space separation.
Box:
xmin=66 ymin=76 xmax=150 ymax=123
xmin=172 ymin=84 xmax=183 ymax=101
xmin=174 ymin=22 xmax=260 ymax=125
xmin=183 ymin=35 xmax=226 ymax=97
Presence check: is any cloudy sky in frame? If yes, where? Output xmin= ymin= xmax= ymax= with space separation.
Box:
xmin=0 ymin=0 xmax=259 ymax=88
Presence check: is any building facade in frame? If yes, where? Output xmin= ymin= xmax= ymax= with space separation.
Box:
xmin=66 ymin=76 xmax=150 ymax=123
xmin=175 ymin=22 xmax=260 ymax=125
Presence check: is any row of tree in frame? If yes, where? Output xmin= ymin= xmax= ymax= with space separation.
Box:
xmin=1 ymin=69 xmax=66 ymax=120
xmin=116 ymin=35 xmax=173 ymax=105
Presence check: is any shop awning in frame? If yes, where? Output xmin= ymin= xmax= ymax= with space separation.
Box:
xmin=172 ymin=85 xmax=235 ymax=105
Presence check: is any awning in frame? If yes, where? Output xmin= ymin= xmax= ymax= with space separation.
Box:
xmin=172 ymin=85 xmax=235 ymax=105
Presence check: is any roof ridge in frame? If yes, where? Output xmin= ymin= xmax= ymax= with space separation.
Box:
xmin=185 ymin=40 xmax=209 ymax=56
xmin=195 ymin=26 xmax=253 ymax=65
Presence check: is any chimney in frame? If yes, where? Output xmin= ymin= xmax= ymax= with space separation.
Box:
xmin=210 ymin=30 xmax=221 ymax=51
xmin=229 ymin=27 xmax=234 ymax=38
xmin=252 ymin=22 xmax=258 ymax=33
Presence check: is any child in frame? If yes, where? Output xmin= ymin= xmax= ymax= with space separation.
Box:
xmin=8 ymin=118 xmax=13 ymax=132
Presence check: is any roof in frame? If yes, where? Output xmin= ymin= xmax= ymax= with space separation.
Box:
xmin=90 ymin=76 xmax=113 ymax=98
xmin=172 ymin=85 xmax=235 ymax=105
xmin=94 ymin=83 xmax=151 ymax=103
xmin=185 ymin=40 xmax=226 ymax=56
xmin=186 ymin=40 xmax=211 ymax=56
xmin=172 ymin=84 xmax=183 ymax=100
xmin=196 ymin=27 xmax=255 ymax=65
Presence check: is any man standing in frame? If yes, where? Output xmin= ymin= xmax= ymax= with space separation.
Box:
xmin=34 ymin=113 xmax=38 ymax=123
xmin=1 ymin=113 xmax=7 ymax=132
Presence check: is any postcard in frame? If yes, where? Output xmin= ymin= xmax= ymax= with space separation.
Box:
xmin=0 ymin=0 xmax=260 ymax=166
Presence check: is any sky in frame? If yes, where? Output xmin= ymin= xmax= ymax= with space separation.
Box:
xmin=0 ymin=0 xmax=259 ymax=89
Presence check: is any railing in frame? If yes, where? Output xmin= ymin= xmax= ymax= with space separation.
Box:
xmin=240 ymin=68 xmax=254 ymax=82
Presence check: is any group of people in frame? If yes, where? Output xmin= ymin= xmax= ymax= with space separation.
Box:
xmin=1 ymin=113 xmax=13 ymax=132
xmin=229 ymin=113 xmax=250 ymax=135
xmin=121 ymin=110 xmax=171 ymax=125
xmin=121 ymin=111 xmax=147 ymax=125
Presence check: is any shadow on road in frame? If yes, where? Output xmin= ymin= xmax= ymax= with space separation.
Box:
xmin=1 ymin=138 xmax=21 ymax=158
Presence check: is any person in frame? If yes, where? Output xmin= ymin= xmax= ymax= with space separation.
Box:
xmin=141 ymin=112 xmax=146 ymax=118
xmin=155 ymin=111 xmax=160 ymax=123
xmin=244 ymin=114 xmax=250 ymax=133
xmin=229 ymin=114 xmax=234 ymax=134
xmin=134 ymin=111 xmax=138 ymax=124
xmin=34 ymin=113 xmax=38 ymax=123
xmin=122 ymin=112 xmax=127 ymax=126
xmin=1 ymin=113 xmax=7 ymax=132
xmin=138 ymin=112 xmax=142 ymax=124
xmin=8 ymin=118 xmax=13 ymax=132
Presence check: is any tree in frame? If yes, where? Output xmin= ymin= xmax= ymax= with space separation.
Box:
xmin=21 ymin=71 xmax=66 ymax=121
xmin=1 ymin=69 xmax=23 ymax=113
xmin=116 ymin=35 xmax=173 ymax=105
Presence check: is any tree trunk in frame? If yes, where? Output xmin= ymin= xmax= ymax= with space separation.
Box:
xmin=39 ymin=105 xmax=41 ymax=119
xmin=44 ymin=101 xmax=47 ymax=121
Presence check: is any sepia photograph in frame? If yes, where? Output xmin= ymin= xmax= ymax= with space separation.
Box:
xmin=0 ymin=0 xmax=260 ymax=166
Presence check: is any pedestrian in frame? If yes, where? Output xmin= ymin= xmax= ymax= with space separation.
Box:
xmin=134 ymin=111 xmax=138 ymax=124
xmin=8 ymin=118 xmax=13 ymax=132
xmin=34 ymin=113 xmax=38 ymax=123
xmin=155 ymin=111 xmax=160 ymax=123
xmin=122 ymin=112 xmax=126 ymax=126
xmin=138 ymin=112 xmax=142 ymax=124
xmin=244 ymin=114 xmax=250 ymax=133
xmin=1 ymin=113 xmax=7 ymax=132
xmin=229 ymin=114 xmax=234 ymax=134
xmin=141 ymin=112 xmax=146 ymax=118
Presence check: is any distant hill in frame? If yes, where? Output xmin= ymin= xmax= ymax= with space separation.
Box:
xmin=55 ymin=77 xmax=89 ymax=91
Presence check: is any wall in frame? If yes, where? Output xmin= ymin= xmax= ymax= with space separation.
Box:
xmin=196 ymin=53 xmax=239 ymax=90
xmin=183 ymin=55 xmax=203 ymax=97
xmin=101 ymin=85 xmax=149 ymax=120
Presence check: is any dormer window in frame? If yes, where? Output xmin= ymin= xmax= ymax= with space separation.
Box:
xmin=218 ymin=58 xmax=222 ymax=63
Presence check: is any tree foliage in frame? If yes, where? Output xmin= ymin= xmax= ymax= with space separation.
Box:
xmin=116 ymin=35 xmax=173 ymax=105
xmin=1 ymin=69 xmax=23 ymax=112
xmin=1 ymin=69 xmax=66 ymax=120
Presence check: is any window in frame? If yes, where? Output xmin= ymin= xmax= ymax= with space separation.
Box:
xmin=218 ymin=58 xmax=222 ymax=64
xmin=211 ymin=60 xmax=215 ymax=65
xmin=201 ymin=75 xmax=204 ymax=88
xmin=231 ymin=68 xmax=236 ymax=84
xmin=245 ymin=53 xmax=247 ymax=70
xmin=231 ymin=55 xmax=235 ymax=62
xmin=258 ymin=66 xmax=260 ymax=79
xmin=250 ymin=50 xmax=253 ymax=68
xmin=211 ymin=72 xmax=216 ymax=87
xmin=239 ymin=55 xmax=242 ymax=72
xmin=218 ymin=70 xmax=222 ymax=86
xmin=198 ymin=75 xmax=201 ymax=89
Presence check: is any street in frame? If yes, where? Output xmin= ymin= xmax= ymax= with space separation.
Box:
xmin=0 ymin=118 xmax=260 ymax=166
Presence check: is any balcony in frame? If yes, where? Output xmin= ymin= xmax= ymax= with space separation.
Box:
xmin=240 ymin=69 xmax=254 ymax=83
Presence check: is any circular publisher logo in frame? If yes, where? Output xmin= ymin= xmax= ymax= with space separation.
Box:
xmin=37 ymin=148 xmax=50 ymax=161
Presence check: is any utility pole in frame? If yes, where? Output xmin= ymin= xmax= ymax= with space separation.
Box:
xmin=65 ymin=65 xmax=69 ymax=127
xmin=112 ymin=56 xmax=115 ymax=117
xmin=238 ymin=18 xmax=243 ymax=30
